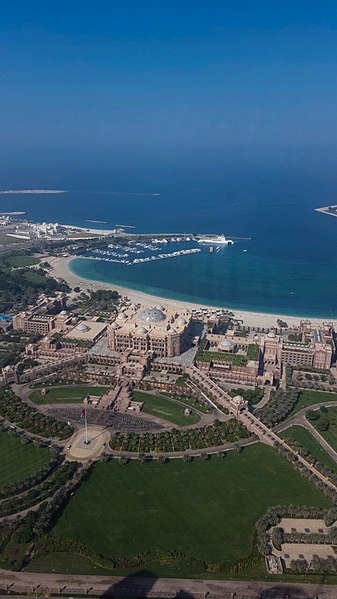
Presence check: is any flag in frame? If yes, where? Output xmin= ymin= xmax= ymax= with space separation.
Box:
xmin=80 ymin=406 xmax=86 ymax=419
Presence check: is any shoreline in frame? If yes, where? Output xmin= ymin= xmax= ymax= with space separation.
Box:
xmin=46 ymin=256 xmax=335 ymax=329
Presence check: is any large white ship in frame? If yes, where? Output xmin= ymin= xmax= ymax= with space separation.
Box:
xmin=197 ymin=234 xmax=234 ymax=246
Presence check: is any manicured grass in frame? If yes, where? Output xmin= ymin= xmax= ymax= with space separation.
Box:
xmin=29 ymin=385 xmax=107 ymax=405
xmin=288 ymin=390 xmax=337 ymax=417
xmin=0 ymin=432 xmax=49 ymax=488
xmin=196 ymin=351 xmax=247 ymax=366
xmin=26 ymin=553 xmax=115 ymax=576
xmin=23 ymin=270 xmax=47 ymax=284
xmin=51 ymin=444 xmax=330 ymax=573
xmin=310 ymin=407 xmax=337 ymax=452
xmin=279 ymin=425 xmax=337 ymax=473
xmin=133 ymin=391 xmax=200 ymax=426
xmin=6 ymin=255 xmax=40 ymax=267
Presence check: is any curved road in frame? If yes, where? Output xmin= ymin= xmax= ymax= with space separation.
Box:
xmin=274 ymin=401 xmax=337 ymax=464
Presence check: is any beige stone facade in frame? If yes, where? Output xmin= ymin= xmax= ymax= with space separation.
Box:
xmin=107 ymin=304 xmax=192 ymax=358
xmin=280 ymin=322 xmax=334 ymax=370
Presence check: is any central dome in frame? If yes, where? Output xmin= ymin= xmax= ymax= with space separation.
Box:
xmin=219 ymin=339 xmax=233 ymax=349
xmin=76 ymin=323 xmax=90 ymax=332
xmin=138 ymin=307 xmax=166 ymax=323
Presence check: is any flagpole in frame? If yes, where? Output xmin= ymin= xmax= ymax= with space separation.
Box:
xmin=83 ymin=396 xmax=89 ymax=445
xmin=85 ymin=406 xmax=88 ymax=444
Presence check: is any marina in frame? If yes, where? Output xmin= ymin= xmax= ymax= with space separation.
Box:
xmin=81 ymin=245 xmax=202 ymax=266
xmin=79 ymin=234 xmax=236 ymax=267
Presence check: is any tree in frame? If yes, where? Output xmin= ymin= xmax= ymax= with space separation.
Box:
xmin=199 ymin=452 xmax=209 ymax=460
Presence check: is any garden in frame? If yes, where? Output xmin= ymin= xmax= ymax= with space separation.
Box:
xmin=110 ymin=419 xmax=251 ymax=454
xmin=0 ymin=389 xmax=73 ymax=439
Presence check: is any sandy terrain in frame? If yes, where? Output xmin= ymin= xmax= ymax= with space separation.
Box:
xmin=47 ymin=255 xmax=334 ymax=329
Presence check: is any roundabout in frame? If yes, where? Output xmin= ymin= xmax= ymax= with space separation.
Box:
xmin=64 ymin=425 xmax=111 ymax=462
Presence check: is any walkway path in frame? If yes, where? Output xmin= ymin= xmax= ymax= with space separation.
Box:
xmin=0 ymin=568 xmax=337 ymax=598
xmin=254 ymin=383 xmax=271 ymax=410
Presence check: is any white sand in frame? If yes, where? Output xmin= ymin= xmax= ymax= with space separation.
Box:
xmin=47 ymin=255 xmax=334 ymax=329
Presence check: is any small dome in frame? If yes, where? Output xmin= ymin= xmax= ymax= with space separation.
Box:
xmin=137 ymin=326 xmax=148 ymax=334
xmin=155 ymin=304 xmax=164 ymax=311
xmin=76 ymin=323 xmax=90 ymax=332
xmin=117 ymin=312 xmax=127 ymax=320
xmin=177 ymin=317 xmax=187 ymax=326
xmin=168 ymin=328 xmax=177 ymax=335
xmin=219 ymin=339 xmax=233 ymax=348
xmin=267 ymin=331 xmax=276 ymax=338
xmin=138 ymin=307 xmax=166 ymax=323
xmin=110 ymin=322 xmax=119 ymax=329
xmin=59 ymin=310 xmax=67 ymax=316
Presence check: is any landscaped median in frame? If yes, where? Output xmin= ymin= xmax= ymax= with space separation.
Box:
xmin=109 ymin=419 xmax=252 ymax=454
xmin=279 ymin=425 xmax=337 ymax=474
xmin=307 ymin=406 xmax=337 ymax=452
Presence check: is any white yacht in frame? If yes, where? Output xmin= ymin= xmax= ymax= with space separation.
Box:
xmin=197 ymin=234 xmax=234 ymax=245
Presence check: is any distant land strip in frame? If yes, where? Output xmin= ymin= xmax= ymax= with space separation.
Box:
xmin=0 ymin=189 xmax=68 ymax=194
xmin=315 ymin=205 xmax=337 ymax=218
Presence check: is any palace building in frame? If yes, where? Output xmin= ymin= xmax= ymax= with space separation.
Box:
xmin=107 ymin=304 xmax=193 ymax=358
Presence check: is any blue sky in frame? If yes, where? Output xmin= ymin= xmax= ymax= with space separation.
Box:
xmin=1 ymin=1 xmax=337 ymax=184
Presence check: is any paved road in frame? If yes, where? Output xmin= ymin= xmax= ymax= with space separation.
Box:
xmin=0 ymin=568 xmax=336 ymax=598
xmin=275 ymin=401 xmax=337 ymax=432
xmin=273 ymin=400 xmax=337 ymax=467
xmin=254 ymin=384 xmax=272 ymax=410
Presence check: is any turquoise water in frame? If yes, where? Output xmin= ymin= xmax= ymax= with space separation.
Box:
xmin=2 ymin=164 xmax=337 ymax=317
xmin=69 ymin=243 xmax=337 ymax=318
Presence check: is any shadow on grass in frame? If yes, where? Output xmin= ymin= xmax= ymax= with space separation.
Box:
xmin=101 ymin=569 xmax=195 ymax=598
xmin=260 ymin=584 xmax=320 ymax=599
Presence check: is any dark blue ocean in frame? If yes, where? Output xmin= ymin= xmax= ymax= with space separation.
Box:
xmin=1 ymin=152 xmax=337 ymax=317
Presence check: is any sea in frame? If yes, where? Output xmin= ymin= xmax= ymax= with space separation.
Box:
xmin=2 ymin=154 xmax=337 ymax=318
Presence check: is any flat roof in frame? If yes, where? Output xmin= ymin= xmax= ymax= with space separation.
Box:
xmin=64 ymin=320 xmax=108 ymax=341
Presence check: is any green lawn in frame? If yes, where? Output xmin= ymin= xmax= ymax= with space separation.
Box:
xmin=23 ymin=270 xmax=47 ymax=284
xmin=26 ymin=552 xmax=115 ymax=576
xmin=310 ymin=407 xmax=337 ymax=452
xmin=196 ymin=350 xmax=247 ymax=366
xmin=6 ymin=255 xmax=40 ymax=268
xmin=29 ymin=385 xmax=108 ymax=405
xmin=0 ymin=432 xmax=50 ymax=488
xmin=133 ymin=391 xmax=200 ymax=426
xmin=279 ymin=425 xmax=337 ymax=473
xmin=50 ymin=444 xmax=330 ymax=575
xmin=288 ymin=390 xmax=337 ymax=417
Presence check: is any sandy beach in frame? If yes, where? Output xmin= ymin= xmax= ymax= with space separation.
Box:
xmin=47 ymin=255 xmax=335 ymax=329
